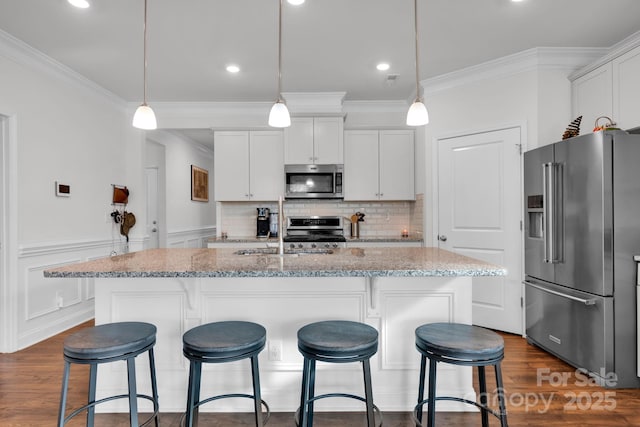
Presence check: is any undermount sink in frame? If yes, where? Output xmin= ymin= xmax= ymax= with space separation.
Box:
xmin=234 ymin=248 xmax=334 ymax=256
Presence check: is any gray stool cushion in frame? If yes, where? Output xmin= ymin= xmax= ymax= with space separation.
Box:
xmin=415 ymin=322 xmax=504 ymax=361
xmin=298 ymin=320 xmax=378 ymax=359
xmin=63 ymin=322 xmax=156 ymax=361
xmin=183 ymin=321 xmax=266 ymax=359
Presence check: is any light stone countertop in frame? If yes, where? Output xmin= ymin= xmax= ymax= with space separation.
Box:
xmin=206 ymin=235 xmax=424 ymax=244
xmin=44 ymin=247 xmax=505 ymax=278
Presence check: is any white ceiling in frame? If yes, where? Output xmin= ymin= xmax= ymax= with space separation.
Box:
xmin=2 ymin=0 xmax=640 ymax=146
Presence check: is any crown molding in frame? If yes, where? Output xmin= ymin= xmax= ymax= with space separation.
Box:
xmin=343 ymin=100 xmax=408 ymax=113
xmin=138 ymin=101 xmax=272 ymax=115
xmin=569 ymin=30 xmax=640 ymax=80
xmin=0 ymin=29 xmax=126 ymax=110
xmin=141 ymin=98 xmax=409 ymax=121
xmin=422 ymin=47 xmax=607 ymax=96
xmin=281 ymin=92 xmax=346 ymax=114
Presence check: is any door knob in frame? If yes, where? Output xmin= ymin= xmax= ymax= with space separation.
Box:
xmin=151 ymin=228 xmax=157 ymax=232
xmin=438 ymin=235 xmax=447 ymax=242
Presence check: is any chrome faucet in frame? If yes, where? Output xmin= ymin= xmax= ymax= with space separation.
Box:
xmin=278 ymin=196 xmax=285 ymax=255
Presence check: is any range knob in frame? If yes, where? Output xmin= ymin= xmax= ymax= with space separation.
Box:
xmin=311 ymin=243 xmax=317 ymax=249
xmin=298 ymin=244 xmax=303 ymax=248
xmin=324 ymin=243 xmax=330 ymax=248
xmin=289 ymin=244 xmax=296 ymax=249
xmin=332 ymin=243 xmax=338 ymax=248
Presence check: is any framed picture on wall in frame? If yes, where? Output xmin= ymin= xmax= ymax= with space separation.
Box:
xmin=191 ymin=165 xmax=209 ymax=202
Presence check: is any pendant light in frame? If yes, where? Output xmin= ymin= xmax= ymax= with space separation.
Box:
xmin=406 ymin=0 xmax=429 ymax=126
xmin=132 ymin=0 xmax=157 ymax=130
xmin=268 ymin=0 xmax=291 ymax=128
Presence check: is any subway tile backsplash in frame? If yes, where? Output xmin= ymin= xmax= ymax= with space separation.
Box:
xmin=219 ymin=194 xmax=424 ymax=238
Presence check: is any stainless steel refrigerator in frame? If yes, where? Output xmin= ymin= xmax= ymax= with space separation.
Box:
xmin=524 ymin=130 xmax=640 ymax=388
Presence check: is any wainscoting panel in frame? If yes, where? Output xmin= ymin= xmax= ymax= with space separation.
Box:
xmin=16 ymin=239 xmax=115 ymax=350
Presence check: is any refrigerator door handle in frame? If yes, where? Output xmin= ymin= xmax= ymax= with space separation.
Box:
xmin=524 ymin=280 xmax=597 ymax=305
xmin=542 ymin=163 xmax=553 ymax=263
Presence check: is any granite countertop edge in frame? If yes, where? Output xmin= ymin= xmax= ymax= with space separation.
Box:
xmin=43 ymin=247 xmax=506 ymax=279
xmin=208 ymin=235 xmax=424 ymax=244
xmin=44 ymin=268 xmax=505 ymax=279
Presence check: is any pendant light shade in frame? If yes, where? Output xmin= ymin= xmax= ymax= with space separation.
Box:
xmin=133 ymin=0 xmax=157 ymax=130
xmin=269 ymin=100 xmax=291 ymax=127
xmin=269 ymin=0 xmax=291 ymax=128
xmin=132 ymin=104 xmax=158 ymax=130
xmin=407 ymin=100 xmax=429 ymax=126
xmin=406 ymin=0 xmax=429 ymax=126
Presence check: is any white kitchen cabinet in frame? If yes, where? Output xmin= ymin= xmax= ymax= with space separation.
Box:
xmin=284 ymin=117 xmax=344 ymax=164
xmin=344 ymin=130 xmax=415 ymax=201
xmin=214 ymin=131 xmax=283 ymax=201
xmin=571 ymin=62 xmax=613 ymax=131
xmin=613 ymin=45 xmax=640 ymax=130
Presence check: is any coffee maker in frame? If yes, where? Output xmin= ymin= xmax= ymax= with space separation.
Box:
xmin=256 ymin=207 xmax=270 ymax=238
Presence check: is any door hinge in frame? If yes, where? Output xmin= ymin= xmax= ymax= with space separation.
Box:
xmin=520 ymin=220 xmax=523 ymax=231
xmin=516 ymin=143 xmax=522 ymax=154
xmin=520 ymin=297 xmax=524 ymax=307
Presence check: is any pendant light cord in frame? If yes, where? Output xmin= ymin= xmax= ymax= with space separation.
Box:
xmin=143 ymin=0 xmax=149 ymax=105
xmin=413 ymin=0 xmax=421 ymax=103
xmin=277 ymin=0 xmax=283 ymax=102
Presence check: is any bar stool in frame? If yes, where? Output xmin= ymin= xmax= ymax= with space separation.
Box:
xmin=413 ymin=322 xmax=508 ymax=427
xmin=57 ymin=321 xmax=159 ymax=427
xmin=182 ymin=321 xmax=269 ymax=427
xmin=296 ymin=320 xmax=382 ymax=427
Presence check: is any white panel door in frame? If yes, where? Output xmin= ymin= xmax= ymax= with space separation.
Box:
xmin=313 ymin=117 xmax=344 ymax=164
xmin=145 ymin=167 xmax=159 ymax=249
xmin=249 ymin=131 xmax=284 ymax=201
xmin=613 ymin=45 xmax=640 ymax=130
xmin=344 ymin=130 xmax=379 ymax=200
xmin=214 ymin=131 xmax=250 ymax=201
xmin=437 ymin=127 xmax=522 ymax=334
xmin=379 ymin=130 xmax=414 ymax=200
xmin=284 ymin=117 xmax=314 ymax=164
xmin=572 ymin=63 xmax=613 ymax=131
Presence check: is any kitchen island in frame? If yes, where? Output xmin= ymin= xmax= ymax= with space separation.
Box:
xmin=45 ymin=247 xmax=504 ymax=414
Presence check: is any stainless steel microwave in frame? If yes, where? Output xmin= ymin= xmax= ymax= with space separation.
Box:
xmin=284 ymin=164 xmax=343 ymax=199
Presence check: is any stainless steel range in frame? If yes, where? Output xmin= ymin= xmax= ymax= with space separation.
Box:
xmin=283 ymin=216 xmax=346 ymax=249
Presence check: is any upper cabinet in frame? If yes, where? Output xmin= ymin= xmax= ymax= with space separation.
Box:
xmin=214 ymin=131 xmax=284 ymax=201
xmin=612 ymin=47 xmax=640 ymax=131
xmin=344 ymin=130 xmax=415 ymax=201
xmin=572 ymin=63 xmax=613 ymax=131
xmin=284 ymin=117 xmax=344 ymax=164
xmin=572 ymin=42 xmax=640 ymax=131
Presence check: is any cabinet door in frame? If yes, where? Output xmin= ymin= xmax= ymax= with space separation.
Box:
xmin=214 ymin=131 xmax=249 ymax=201
xmin=284 ymin=117 xmax=314 ymax=164
xmin=313 ymin=117 xmax=344 ymax=164
xmin=613 ymin=46 xmax=640 ymax=130
xmin=572 ymin=63 xmax=613 ymax=131
xmin=344 ymin=130 xmax=380 ymax=200
xmin=379 ymin=130 xmax=415 ymax=200
xmin=249 ymin=131 xmax=284 ymax=201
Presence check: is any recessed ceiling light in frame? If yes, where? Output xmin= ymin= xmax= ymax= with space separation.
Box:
xmin=376 ymin=63 xmax=390 ymax=71
xmin=288 ymin=0 xmax=305 ymax=5
xmin=226 ymin=65 xmax=240 ymax=73
xmin=511 ymin=0 xmax=525 ymax=2
xmin=68 ymin=0 xmax=90 ymax=8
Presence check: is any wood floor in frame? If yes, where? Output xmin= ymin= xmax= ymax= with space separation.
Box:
xmin=2 ymin=321 xmax=640 ymax=426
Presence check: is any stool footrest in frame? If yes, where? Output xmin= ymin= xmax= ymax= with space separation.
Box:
xmin=185 ymin=393 xmax=270 ymax=426
xmin=63 ymin=393 xmax=159 ymax=427
xmin=295 ymin=393 xmax=383 ymax=427
xmin=412 ymin=396 xmax=507 ymax=427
